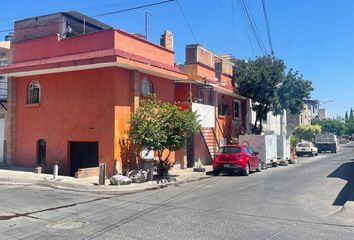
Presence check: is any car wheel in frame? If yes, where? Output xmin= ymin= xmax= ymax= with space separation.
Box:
xmin=256 ymin=162 xmax=262 ymax=172
xmin=213 ymin=170 xmax=219 ymax=176
xmin=244 ymin=163 xmax=250 ymax=176
xmin=272 ymin=162 xmax=278 ymax=167
xmin=315 ymin=152 xmax=318 ymax=156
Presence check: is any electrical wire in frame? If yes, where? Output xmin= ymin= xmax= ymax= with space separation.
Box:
xmin=240 ymin=0 xmax=267 ymax=55
xmin=236 ymin=0 xmax=257 ymax=56
xmin=92 ymin=0 xmax=174 ymax=17
xmin=215 ymin=0 xmax=223 ymax=7
xmin=231 ymin=0 xmax=236 ymax=54
xmin=0 ymin=0 xmax=175 ymax=33
xmin=175 ymin=0 xmax=198 ymax=43
xmin=262 ymin=0 xmax=274 ymax=55
xmin=242 ymin=0 xmax=267 ymax=55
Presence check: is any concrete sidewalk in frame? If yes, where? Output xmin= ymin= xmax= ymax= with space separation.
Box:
xmin=0 ymin=166 xmax=213 ymax=194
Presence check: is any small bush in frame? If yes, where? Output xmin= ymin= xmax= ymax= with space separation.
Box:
xmin=154 ymin=159 xmax=173 ymax=176
xmin=290 ymin=134 xmax=298 ymax=147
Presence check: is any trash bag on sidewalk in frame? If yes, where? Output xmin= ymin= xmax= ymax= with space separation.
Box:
xmin=110 ymin=175 xmax=132 ymax=185
xmin=128 ymin=170 xmax=147 ymax=183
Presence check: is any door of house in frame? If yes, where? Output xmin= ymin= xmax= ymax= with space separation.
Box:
xmin=186 ymin=134 xmax=194 ymax=168
xmin=37 ymin=139 xmax=46 ymax=165
xmin=69 ymin=142 xmax=99 ymax=177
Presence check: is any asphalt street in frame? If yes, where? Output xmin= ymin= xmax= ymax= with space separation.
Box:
xmin=1 ymin=143 xmax=354 ymax=239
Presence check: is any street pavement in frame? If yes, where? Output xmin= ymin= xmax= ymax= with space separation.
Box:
xmin=1 ymin=143 xmax=354 ymax=239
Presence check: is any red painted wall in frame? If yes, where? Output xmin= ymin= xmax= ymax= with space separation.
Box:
xmin=13 ymin=31 xmax=115 ymax=63
xmin=114 ymin=30 xmax=174 ymax=66
xmin=15 ymin=67 xmax=125 ymax=175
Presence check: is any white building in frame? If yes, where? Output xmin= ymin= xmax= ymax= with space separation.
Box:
xmin=318 ymin=108 xmax=327 ymax=120
xmin=0 ymin=40 xmax=11 ymax=163
xmin=245 ymin=99 xmax=287 ymax=136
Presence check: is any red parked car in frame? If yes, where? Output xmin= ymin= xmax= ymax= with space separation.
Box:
xmin=213 ymin=145 xmax=262 ymax=176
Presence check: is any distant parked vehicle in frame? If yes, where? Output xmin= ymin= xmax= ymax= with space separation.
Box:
xmin=315 ymin=133 xmax=339 ymax=153
xmin=296 ymin=142 xmax=318 ymax=157
xmin=213 ymin=145 xmax=262 ymax=176
xmin=339 ymin=137 xmax=349 ymax=144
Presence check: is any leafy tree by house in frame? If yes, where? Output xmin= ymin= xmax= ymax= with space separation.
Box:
xmin=294 ymin=124 xmax=321 ymax=143
xmin=129 ymin=97 xmax=200 ymax=176
xmin=274 ymin=69 xmax=313 ymax=115
xmin=312 ymin=118 xmax=346 ymax=136
xmin=233 ymin=55 xmax=286 ymax=134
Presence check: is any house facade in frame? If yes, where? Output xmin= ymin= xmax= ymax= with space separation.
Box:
xmin=0 ymin=12 xmax=189 ymax=176
xmin=287 ymin=99 xmax=319 ymax=134
xmin=0 ymin=39 xmax=11 ymax=164
xmin=0 ymin=11 xmax=247 ymax=176
xmin=176 ymin=44 xmax=246 ymax=166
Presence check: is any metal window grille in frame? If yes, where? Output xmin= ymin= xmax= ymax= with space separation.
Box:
xmin=28 ymin=81 xmax=40 ymax=104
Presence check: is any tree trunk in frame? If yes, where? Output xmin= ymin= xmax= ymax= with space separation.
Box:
xmin=164 ymin=150 xmax=172 ymax=161
xmin=253 ymin=105 xmax=261 ymax=134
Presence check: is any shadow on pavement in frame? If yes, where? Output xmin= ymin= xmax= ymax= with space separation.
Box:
xmin=328 ymin=160 xmax=354 ymax=206
xmin=0 ymin=166 xmax=34 ymax=173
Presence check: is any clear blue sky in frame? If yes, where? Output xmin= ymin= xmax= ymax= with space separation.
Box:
xmin=1 ymin=0 xmax=353 ymax=118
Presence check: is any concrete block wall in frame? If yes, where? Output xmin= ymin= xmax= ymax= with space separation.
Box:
xmin=185 ymin=44 xmax=214 ymax=68
xmin=160 ymin=30 xmax=173 ymax=51
xmin=14 ymin=14 xmax=64 ymax=43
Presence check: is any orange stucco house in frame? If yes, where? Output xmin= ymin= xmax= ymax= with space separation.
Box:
xmin=0 ymin=11 xmax=246 ymax=177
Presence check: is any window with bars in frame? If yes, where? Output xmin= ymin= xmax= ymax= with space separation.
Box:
xmin=27 ymin=80 xmax=40 ymax=104
xmin=141 ymin=78 xmax=153 ymax=97
xmin=234 ymin=100 xmax=241 ymax=119
xmin=218 ymin=103 xmax=230 ymax=116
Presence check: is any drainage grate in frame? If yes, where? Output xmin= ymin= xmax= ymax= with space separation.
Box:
xmin=47 ymin=220 xmax=87 ymax=229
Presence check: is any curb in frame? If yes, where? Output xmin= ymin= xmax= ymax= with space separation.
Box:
xmin=0 ymin=174 xmax=212 ymax=195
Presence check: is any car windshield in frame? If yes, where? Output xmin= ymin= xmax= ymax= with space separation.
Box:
xmin=220 ymin=146 xmax=242 ymax=154
xmin=298 ymin=143 xmax=310 ymax=147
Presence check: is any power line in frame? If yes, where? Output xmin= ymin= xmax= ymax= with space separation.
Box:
xmin=241 ymin=0 xmax=267 ymax=55
xmin=0 ymin=0 xmax=175 ymax=33
xmin=240 ymin=0 xmax=267 ymax=55
xmin=236 ymin=0 xmax=257 ymax=57
xmin=262 ymin=0 xmax=274 ymax=55
xmin=92 ymin=0 xmax=174 ymax=17
xmin=231 ymin=0 xmax=236 ymax=54
xmin=215 ymin=0 xmax=223 ymax=7
xmin=175 ymin=0 xmax=198 ymax=43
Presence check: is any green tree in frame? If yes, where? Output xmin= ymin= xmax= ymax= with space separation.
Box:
xmin=233 ymin=55 xmax=286 ymax=134
xmin=294 ymin=124 xmax=321 ymax=143
xmin=129 ymin=97 xmax=200 ymax=176
xmin=345 ymin=111 xmax=348 ymax=121
xmin=345 ymin=117 xmax=354 ymax=135
xmin=350 ymin=108 xmax=354 ymax=119
xmin=290 ymin=134 xmax=299 ymax=147
xmin=312 ymin=118 xmax=346 ymax=136
xmin=275 ymin=69 xmax=313 ymax=115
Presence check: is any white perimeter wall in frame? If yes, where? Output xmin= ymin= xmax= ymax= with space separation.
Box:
xmin=192 ymin=103 xmax=215 ymax=128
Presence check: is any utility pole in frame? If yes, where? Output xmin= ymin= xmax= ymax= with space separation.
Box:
xmin=145 ymin=11 xmax=152 ymax=40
